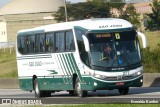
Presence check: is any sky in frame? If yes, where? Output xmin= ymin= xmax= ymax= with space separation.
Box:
xmin=0 ymin=0 xmax=11 ymax=7
xmin=0 ymin=0 xmax=87 ymax=8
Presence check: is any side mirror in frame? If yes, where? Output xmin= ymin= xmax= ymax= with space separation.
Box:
xmin=82 ymin=35 xmax=90 ymax=52
xmin=137 ymin=32 xmax=147 ymax=48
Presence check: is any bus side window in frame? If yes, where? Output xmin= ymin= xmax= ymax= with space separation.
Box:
xmin=35 ymin=34 xmax=40 ymax=53
xmin=65 ymin=30 xmax=75 ymax=51
xmin=40 ymin=34 xmax=45 ymax=52
xmin=46 ymin=32 xmax=55 ymax=52
xmin=26 ymin=35 xmax=31 ymax=54
xmin=30 ymin=35 xmax=35 ymax=53
xmin=26 ymin=35 xmax=35 ymax=54
xmin=17 ymin=36 xmax=26 ymax=54
xmin=55 ymin=32 xmax=65 ymax=52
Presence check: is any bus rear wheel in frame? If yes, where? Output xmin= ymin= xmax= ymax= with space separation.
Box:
xmin=75 ymin=78 xmax=87 ymax=98
xmin=69 ymin=90 xmax=76 ymax=96
xmin=118 ymin=87 xmax=129 ymax=95
xmin=34 ymin=79 xmax=45 ymax=98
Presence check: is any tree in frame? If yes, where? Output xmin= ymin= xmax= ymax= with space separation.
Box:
xmin=120 ymin=4 xmax=140 ymax=29
xmin=108 ymin=0 xmax=125 ymax=9
xmin=108 ymin=0 xmax=125 ymax=18
xmin=53 ymin=2 xmax=111 ymax=22
xmin=89 ymin=0 xmax=125 ymax=18
xmin=147 ymin=0 xmax=160 ymax=30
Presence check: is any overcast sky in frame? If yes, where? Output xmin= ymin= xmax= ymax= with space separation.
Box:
xmin=0 ymin=0 xmax=87 ymax=7
xmin=0 ymin=0 xmax=11 ymax=7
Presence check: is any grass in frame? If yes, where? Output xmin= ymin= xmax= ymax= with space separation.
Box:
xmin=144 ymin=31 xmax=160 ymax=50
xmin=140 ymin=31 xmax=160 ymax=73
xmin=0 ymin=48 xmax=18 ymax=78
xmin=66 ymin=105 xmax=160 ymax=107
xmin=138 ymin=31 xmax=160 ymax=49
xmin=18 ymin=104 xmax=160 ymax=107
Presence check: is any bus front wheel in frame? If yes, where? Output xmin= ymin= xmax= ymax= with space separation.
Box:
xmin=118 ymin=87 xmax=129 ymax=95
xmin=75 ymin=78 xmax=87 ymax=98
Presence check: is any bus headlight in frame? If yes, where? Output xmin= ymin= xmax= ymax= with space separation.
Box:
xmin=94 ymin=74 xmax=106 ymax=79
xmin=133 ymin=70 xmax=142 ymax=76
xmin=94 ymin=74 xmax=101 ymax=79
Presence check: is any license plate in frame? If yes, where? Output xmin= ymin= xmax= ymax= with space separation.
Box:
xmin=116 ymin=82 xmax=124 ymax=86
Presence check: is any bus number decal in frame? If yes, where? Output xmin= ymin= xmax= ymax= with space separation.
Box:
xmin=29 ymin=62 xmax=34 ymax=66
xmin=123 ymin=71 xmax=129 ymax=76
xmin=35 ymin=61 xmax=42 ymax=66
xmin=29 ymin=61 xmax=42 ymax=67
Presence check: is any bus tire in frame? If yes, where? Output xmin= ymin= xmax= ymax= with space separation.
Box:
xmin=44 ymin=91 xmax=51 ymax=97
xmin=118 ymin=87 xmax=129 ymax=95
xmin=69 ymin=91 xmax=76 ymax=96
xmin=75 ymin=78 xmax=87 ymax=98
xmin=34 ymin=79 xmax=44 ymax=98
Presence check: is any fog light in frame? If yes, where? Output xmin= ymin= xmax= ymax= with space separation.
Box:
xmin=94 ymin=82 xmax=97 ymax=86
xmin=140 ymin=79 xmax=143 ymax=83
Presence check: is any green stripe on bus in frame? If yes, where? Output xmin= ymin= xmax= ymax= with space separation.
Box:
xmin=65 ymin=54 xmax=74 ymax=75
xmin=70 ymin=53 xmax=83 ymax=82
xmin=60 ymin=54 xmax=71 ymax=83
xmin=57 ymin=54 xmax=68 ymax=83
xmin=59 ymin=54 xmax=69 ymax=76
xmin=53 ymin=54 xmax=66 ymax=83
xmin=72 ymin=56 xmax=83 ymax=81
xmin=67 ymin=53 xmax=76 ymax=74
xmin=69 ymin=53 xmax=77 ymax=74
xmin=59 ymin=54 xmax=67 ymax=76
xmin=62 ymin=55 xmax=73 ymax=76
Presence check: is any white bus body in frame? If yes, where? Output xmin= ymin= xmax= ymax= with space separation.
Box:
xmin=16 ymin=18 xmax=146 ymax=97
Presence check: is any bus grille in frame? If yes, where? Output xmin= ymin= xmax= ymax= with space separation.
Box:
xmin=102 ymin=75 xmax=138 ymax=81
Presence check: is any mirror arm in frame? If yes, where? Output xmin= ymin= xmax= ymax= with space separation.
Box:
xmin=137 ymin=32 xmax=147 ymax=48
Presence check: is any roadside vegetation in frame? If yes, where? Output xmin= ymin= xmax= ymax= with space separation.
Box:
xmin=141 ymin=31 xmax=160 ymax=73
xmin=0 ymin=48 xmax=17 ymax=78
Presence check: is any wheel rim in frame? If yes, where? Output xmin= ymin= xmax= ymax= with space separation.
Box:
xmin=35 ymin=81 xmax=39 ymax=95
xmin=77 ymin=82 xmax=81 ymax=95
xmin=76 ymin=79 xmax=82 ymax=97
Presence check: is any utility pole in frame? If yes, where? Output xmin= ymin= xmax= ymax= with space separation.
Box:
xmin=64 ymin=0 xmax=68 ymax=22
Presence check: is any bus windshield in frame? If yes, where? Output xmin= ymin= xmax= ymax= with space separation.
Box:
xmin=87 ymin=30 xmax=141 ymax=70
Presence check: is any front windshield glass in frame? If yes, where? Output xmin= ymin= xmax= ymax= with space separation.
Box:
xmin=87 ymin=30 xmax=141 ymax=69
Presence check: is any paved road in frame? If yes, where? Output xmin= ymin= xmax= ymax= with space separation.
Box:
xmin=0 ymin=87 xmax=160 ymax=104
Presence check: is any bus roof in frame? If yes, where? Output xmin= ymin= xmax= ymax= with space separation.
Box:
xmin=18 ymin=18 xmax=133 ymax=34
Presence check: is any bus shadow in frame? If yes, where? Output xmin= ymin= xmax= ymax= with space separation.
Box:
xmin=50 ymin=87 xmax=160 ymax=98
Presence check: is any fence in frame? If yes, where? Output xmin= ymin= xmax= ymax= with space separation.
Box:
xmin=0 ymin=42 xmax=15 ymax=54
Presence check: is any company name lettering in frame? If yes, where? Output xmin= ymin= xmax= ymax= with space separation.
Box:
xmin=99 ymin=25 xmax=122 ymax=28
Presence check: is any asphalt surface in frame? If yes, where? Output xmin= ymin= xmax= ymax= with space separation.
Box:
xmin=0 ymin=87 xmax=160 ymax=104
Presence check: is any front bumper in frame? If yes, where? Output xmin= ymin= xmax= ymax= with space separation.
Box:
xmin=91 ymin=75 xmax=143 ymax=90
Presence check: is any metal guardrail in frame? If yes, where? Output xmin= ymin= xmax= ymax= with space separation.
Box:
xmin=0 ymin=42 xmax=15 ymax=49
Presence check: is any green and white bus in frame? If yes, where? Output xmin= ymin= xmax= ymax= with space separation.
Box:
xmin=16 ymin=18 xmax=147 ymax=98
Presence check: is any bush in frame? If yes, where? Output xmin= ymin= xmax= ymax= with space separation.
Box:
xmin=141 ymin=44 xmax=160 ymax=73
